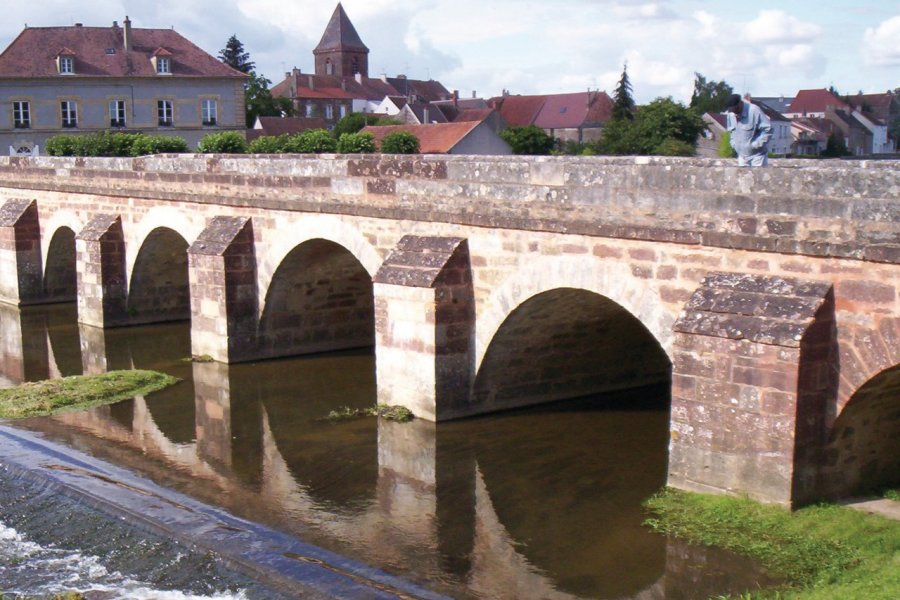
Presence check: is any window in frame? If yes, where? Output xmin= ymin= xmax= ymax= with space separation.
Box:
xmin=156 ymin=56 xmax=171 ymax=74
xmin=351 ymin=57 xmax=359 ymax=75
xmin=13 ymin=101 xmax=30 ymax=128
xmin=109 ymin=100 xmax=126 ymax=127
xmin=305 ymin=103 xmax=314 ymax=118
xmin=59 ymin=56 xmax=74 ymax=74
xmin=60 ymin=100 xmax=77 ymax=128
xmin=201 ymin=99 xmax=217 ymax=126
xmin=339 ymin=105 xmax=347 ymax=119
xmin=158 ymin=100 xmax=173 ymax=126
xmin=325 ymin=104 xmax=333 ymax=120
xmin=325 ymin=59 xmax=334 ymax=75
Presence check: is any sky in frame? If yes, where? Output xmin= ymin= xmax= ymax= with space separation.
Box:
xmin=2 ymin=1 xmax=898 ymax=104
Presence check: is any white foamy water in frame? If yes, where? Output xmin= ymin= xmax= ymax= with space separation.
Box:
xmin=0 ymin=521 xmax=248 ymax=600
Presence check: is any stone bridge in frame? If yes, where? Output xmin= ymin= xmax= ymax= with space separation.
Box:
xmin=0 ymin=154 xmax=896 ymax=507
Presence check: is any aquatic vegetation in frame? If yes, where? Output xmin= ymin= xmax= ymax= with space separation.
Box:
xmin=0 ymin=370 xmax=180 ymax=419
xmin=325 ymin=404 xmax=414 ymax=422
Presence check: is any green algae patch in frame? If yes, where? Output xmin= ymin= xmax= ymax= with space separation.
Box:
xmin=644 ymin=488 xmax=900 ymax=599
xmin=325 ymin=404 xmax=415 ymax=423
xmin=0 ymin=370 xmax=180 ymax=419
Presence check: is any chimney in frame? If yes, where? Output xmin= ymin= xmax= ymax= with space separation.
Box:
xmin=472 ymin=90 xmax=477 ymax=99
xmin=112 ymin=21 xmax=118 ymax=28
xmin=452 ymin=90 xmax=459 ymax=108
xmin=123 ymin=16 xmax=132 ymax=52
xmin=75 ymin=23 xmax=83 ymax=27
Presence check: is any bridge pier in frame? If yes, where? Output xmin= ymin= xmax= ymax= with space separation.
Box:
xmin=187 ymin=216 xmax=258 ymax=363
xmin=75 ymin=214 xmax=129 ymax=328
xmin=0 ymin=199 xmax=42 ymax=306
xmin=373 ymin=236 xmax=475 ymax=421
xmin=668 ymin=273 xmax=837 ymax=506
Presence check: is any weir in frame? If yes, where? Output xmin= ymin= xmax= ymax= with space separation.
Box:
xmin=0 ymin=154 xmax=897 ymax=507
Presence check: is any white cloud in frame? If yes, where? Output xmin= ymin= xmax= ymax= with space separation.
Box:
xmin=743 ymin=9 xmax=822 ymax=44
xmin=862 ymin=15 xmax=900 ymax=66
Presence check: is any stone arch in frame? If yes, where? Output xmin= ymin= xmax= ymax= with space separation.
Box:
xmin=835 ymin=317 xmax=900 ymax=415
xmin=43 ymin=226 xmax=78 ymax=303
xmin=473 ymin=286 xmax=671 ymax=414
xmin=257 ymin=215 xmax=381 ymax=310
xmin=818 ymin=363 xmax=900 ymax=499
xmin=476 ymin=255 xmax=674 ymax=372
xmin=127 ymin=227 xmax=191 ymax=325
xmin=40 ymin=209 xmax=82 ymax=270
xmin=127 ymin=206 xmax=203 ymax=279
xmin=257 ymin=237 xmax=375 ymax=361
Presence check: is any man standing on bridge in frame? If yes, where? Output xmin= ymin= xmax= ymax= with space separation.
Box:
xmin=725 ymin=93 xmax=772 ymax=167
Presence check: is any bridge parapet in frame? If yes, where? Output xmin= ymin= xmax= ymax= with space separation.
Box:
xmin=0 ymin=155 xmax=896 ymax=264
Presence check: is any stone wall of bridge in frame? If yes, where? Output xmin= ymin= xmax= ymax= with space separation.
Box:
xmin=0 ymin=154 xmax=896 ymax=505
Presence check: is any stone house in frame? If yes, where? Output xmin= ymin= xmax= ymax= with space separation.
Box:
xmin=0 ymin=17 xmax=247 ymax=153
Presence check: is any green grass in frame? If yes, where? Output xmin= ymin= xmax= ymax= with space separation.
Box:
xmin=885 ymin=489 xmax=900 ymax=502
xmin=0 ymin=370 xmax=180 ymax=419
xmin=644 ymin=488 xmax=900 ymax=599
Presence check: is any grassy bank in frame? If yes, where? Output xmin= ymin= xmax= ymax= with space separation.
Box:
xmin=0 ymin=370 xmax=179 ymax=419
xmin=644 ymin=488 xmax=900 ymax=599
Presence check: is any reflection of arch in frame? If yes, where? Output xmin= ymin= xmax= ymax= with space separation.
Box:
xmin=258 ymin=238 xmax=374 ymax=359
xmin=819 ymin=364 xmax=900 ymax=499
xmin=43 ymin=227 xmax=77 ymax=302
xmin=477 ymin=256 xmax=673 ymax=371
xmin=474 ymin=287 xmax=670 ymax=413
xmin=127 ymin=227 xmax=190 ymax=324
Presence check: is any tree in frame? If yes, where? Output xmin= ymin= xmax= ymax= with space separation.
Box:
xmin=612 ymin=63 xmax=636 ymax=121
xmin=689 ymin=72 xmax=734 ymax=114
xmin=821 ymin=132 xmax=850 ymax=157
xmin=599 ymin=97 xmax=705 ymax=156
xmin=718 ymin=132 xmax=737 ymax=158
xmin=244 ymin=71 xmax=294 ymax=127
xmin=218 ymin=35 xmax=255 ymax=73
xmin=336 ymin=132 xmax=377 ymax=153
xmin=197 ymin=131 xmax=248 ymax=154
xmin=500 ymin=125 xmax=555 ymax=155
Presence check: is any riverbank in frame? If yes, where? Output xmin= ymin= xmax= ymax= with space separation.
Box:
xmin=644 ymin=488 xmax=900 ymax=599
xmin=0 ymin=425 xmax=449 ymax=600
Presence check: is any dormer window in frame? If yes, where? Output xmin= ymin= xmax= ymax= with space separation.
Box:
xmin=56 ymin=49 xmax=76 ymax=74
xmin=151 ymin=49 xmax=173 ymax=75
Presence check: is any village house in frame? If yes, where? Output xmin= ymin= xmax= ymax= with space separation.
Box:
xmin=487 ymin=90 xmax=613 ymax=143
xmin=362 ymin=120 xmax=511 ymax=155
xmin=271 ymin=4 xmax=451 ymax=129
xmin=0 ymin=17 xmax=247 ymax=153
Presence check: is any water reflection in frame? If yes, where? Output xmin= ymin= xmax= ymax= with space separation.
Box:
xmin=2 ymin=303 xmax=776 ymax=599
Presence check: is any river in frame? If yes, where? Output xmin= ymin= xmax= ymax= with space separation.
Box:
xmin=0 ymin=303 xmax=777 ymax=599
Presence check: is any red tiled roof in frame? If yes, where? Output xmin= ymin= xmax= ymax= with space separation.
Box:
xmin=787 ymin=89 xmax=849 ymax=115
xmin=488 ymin=91 xmax=613 ymax=128
xmin=488 ymin=95 xmax=546 ymax=127
xmin=273 ymin=72 xmax=404 ymax=102
xmin=361 ymin=121 xmax=482 ymax=153
xmin=454 ymin=108 xmax=494 ymax=122
xmin=0 ymin=23 xmax=247 ymax=79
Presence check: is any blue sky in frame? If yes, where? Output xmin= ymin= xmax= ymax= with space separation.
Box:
xmin=2 ymin=1 xmax=898 ymax=103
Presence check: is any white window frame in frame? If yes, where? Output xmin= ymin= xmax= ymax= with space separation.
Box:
xmin=325 ymin=104 xmax=334 ymax=120
xmin=156 ymin=56 xmax=171 ymax=74
xmin=201 ymin=99 xmax=217 ymax=126
xmin=59 ymin=56 xmax=74 ymax=74
xmin=339 ymin=105 xmax=347 ymax=119
xmin=305 ymin=103 xmax=314 ymax=118
xmin=60 ymin=100 xmax=77 ymax=128
xmin=109 ymin=99 xmax=126 ymax=127
xmin=13 ymin=101 xmax=30 ymax=128
xmin=157 ymin=99 xmax=173 ymax=126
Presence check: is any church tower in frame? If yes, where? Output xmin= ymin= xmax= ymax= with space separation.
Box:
xmin=313 ymin=3 xmax=369 ymax=77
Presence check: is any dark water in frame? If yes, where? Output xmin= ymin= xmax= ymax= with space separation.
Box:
xmin=0 ymin=303 xmax=777 ymax=599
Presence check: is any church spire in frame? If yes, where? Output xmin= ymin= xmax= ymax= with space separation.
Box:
xmin=314 ymin=3 xmax=369 ymax=77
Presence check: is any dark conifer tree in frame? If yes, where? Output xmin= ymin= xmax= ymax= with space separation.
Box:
xmin=219 ymin=35 xmax=255 ymax=73
xmin=612 ymin=63 xmax=636 ymax=121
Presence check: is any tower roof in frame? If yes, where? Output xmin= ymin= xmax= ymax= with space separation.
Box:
xmin=314 ymin=3 xmax=369 ymax=54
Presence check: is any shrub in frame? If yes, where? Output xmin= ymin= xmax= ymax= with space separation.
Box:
xmin=282 ymin=128 xmax=337 ymax=153
xmin=247 ymin=135 xmax=289 ymax=154
xmin=129 ymin=135 xmax=190 ymax=156
xmin=718 ymin=132 xmax=737 ymax=158
xmin=336 ymin=132 xmax=376 ymax=154
xmin=197 ymin=131 xmax=248 ymax=154
xmin=380 ymin=131 xmax=420 ymax=154
xmin=45 ymin=135 xmax=79 ymax=156
xmin=655 ymin=138 xmax=696 ymax=156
